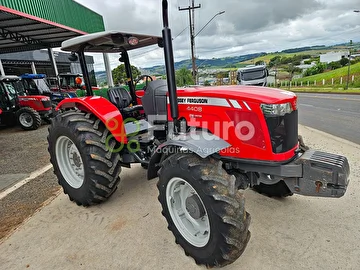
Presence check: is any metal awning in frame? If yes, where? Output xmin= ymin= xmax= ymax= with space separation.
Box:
xmin=0 ymin=5 xmax=87 ymax=54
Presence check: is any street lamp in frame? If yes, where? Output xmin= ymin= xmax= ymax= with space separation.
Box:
xmin=195 ymin=11 xmax=225 ymax=37
xmin=193 ymin=11 xmax=225 ymax=84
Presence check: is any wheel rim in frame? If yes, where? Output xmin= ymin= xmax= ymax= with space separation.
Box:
xmin=166 ymin=177 xmax=210 ymax=247
xmin=19 ymin=112 xmax=33 ymax=128
xmin=55 ymin=136 xmax=85 ymax=189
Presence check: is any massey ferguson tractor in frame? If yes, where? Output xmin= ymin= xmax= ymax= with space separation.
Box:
xmin=47 ymin=0 xmax=350 ymax=267
xmin=0 ymin=75 xmax=53 ymax=130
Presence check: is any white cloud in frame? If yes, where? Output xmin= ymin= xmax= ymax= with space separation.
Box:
xmin=74 ymin=0 xmax=360 ymax=71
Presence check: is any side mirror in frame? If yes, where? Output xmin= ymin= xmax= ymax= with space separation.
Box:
xmin=119 ymin=53 xmax=125 ymax=63
xmin=158 ymin=38 xmax=164 ymax=48
xmin=68 ymin=53 xmax=78 ymax=62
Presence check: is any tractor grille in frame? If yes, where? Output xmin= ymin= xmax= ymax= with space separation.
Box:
xmin=264 ymin=110 xmax=298 ymax=153
xmin=41 ymin=100 xmax=52 ymax=109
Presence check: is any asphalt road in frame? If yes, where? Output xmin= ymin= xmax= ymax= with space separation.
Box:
xmin=297 ymin=93 xmax=360 ymax=145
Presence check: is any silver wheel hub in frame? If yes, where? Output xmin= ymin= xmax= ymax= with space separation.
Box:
xmin=166 ymin=177 xmax=210 ymax=247
xmin=55 ymin=136 xmax=85 ymax=189
xmin=19 ymin=112 xmax=33 ymax=127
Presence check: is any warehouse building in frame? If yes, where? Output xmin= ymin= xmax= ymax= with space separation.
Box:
xmin=0 ymin=49 xmax=95 ymax=77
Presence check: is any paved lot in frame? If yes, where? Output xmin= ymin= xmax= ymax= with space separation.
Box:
xmin=0 ymin=125 xmax=50 ymax=191
xmin=0 ymin=125 xmax=359 ymax=270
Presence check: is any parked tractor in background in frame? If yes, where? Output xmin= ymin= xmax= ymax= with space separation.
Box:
xmin=21 ymin=73 xmax=76 ymax=104
xmin=47 ymin=1 xmax=350 ymax=267
xmin=237 ymin=64 xmax=268 ymax=86
xmin=0 ymin=76 xmax=53 ymax=130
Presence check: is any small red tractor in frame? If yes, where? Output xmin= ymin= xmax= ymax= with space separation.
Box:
xmin=0 ymin=75 xmax=53 ymax=130
xmin=47 ymin=1 xmax=350 ymax=267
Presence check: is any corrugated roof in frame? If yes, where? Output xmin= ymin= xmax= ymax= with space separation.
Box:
xmin=0 ymin=5 xmax=87 ymax=54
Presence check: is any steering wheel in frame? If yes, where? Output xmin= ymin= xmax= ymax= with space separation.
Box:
xmin=134 ymin=75 xmax=153 ymax=98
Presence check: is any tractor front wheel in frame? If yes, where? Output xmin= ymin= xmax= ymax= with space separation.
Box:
xmin=47 ymin=110 xmax=122 ymax=206
xmin=17 ymin=107 xmax=41 ymax=130
xmin=157 ymin=153 xmax=251 ymax=267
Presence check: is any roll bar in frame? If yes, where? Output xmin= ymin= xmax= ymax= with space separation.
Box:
xmin=162 ymin=0 xmax=178 ymax=121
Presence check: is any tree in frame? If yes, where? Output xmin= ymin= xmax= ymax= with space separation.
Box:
xmin=269 ymin=56 xmax=281 ymax=68
xmin=175 ymin=68 xmax=194 ymax=86
xmin=204 ymin=80 xmax=211 ymax=86
xmin=112 ymin=64 xmax=141 ymax=85
xmin=340 ymin=57 xmax=349 ymax=67
xmin=303 ymin=62 xmax=327 ymax=76
xmin=286 ymin=64 xmax=302 ymax=82
xmin=255 ymin=60 xmax=264 ymax=66
xmin=328 ymin=61 xmax=342 ymax=70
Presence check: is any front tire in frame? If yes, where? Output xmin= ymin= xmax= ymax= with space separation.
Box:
xmin=157 ymin=153 xmax=251 ymax=267
xmin=47 ymin=110 xmax=122 ymax=206
xmin=17 ymin=107 xmax=41 ymax=130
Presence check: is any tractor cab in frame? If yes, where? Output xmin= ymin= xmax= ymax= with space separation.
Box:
xmin=0 ymin=75 xmax=53 ymax=129
xmin=58 ymin=73 xmax=85 ymax=92
xmin=61 ymin=31 xmax=163 ymax=120
xmin=20 ymin=73 xmax=75 ymax=104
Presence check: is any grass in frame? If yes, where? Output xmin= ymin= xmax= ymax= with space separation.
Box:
xmin=278 ymin=87 xmax=360 ymax=94
xmin=294 ymin=62 xmax=360 ymax=88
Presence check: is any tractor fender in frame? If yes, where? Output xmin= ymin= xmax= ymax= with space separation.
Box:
xmin=57 ymin=96 xmax=127 ymax=143
xmin=147 ymin=131 xmax=231 ymax=180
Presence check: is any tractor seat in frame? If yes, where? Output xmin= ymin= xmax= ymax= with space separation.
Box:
xmin=107 ymin=87 xmax=143 ymax=115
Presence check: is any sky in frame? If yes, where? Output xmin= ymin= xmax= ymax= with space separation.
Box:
xmin=74 ymin=0 xmax=360 ymax=72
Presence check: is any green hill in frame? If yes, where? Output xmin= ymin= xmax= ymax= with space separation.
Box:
xmin=295 ymin=62 xmax=360 ymax=87
xmin=240 ymin=49 xmax=332 ymax=65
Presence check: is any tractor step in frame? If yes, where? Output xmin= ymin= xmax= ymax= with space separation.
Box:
xmin=286 ymin=150 xmax=350 ymax=197
xmin=124 ymin=119 xmax=152 ymax=135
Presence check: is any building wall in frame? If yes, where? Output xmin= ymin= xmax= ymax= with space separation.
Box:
xmin=0 ymin=0 xmax=104 ymax=33
xmin=0 ymin=50 xmax=96 ymax=84
xmin=320 ymin=51 xmax=349 ymax=64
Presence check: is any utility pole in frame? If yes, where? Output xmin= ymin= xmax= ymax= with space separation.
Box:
xmin=179 ymin=1 xmax=201 ymax=84
xmin=345 ymin=39 xmax=353 ymax=90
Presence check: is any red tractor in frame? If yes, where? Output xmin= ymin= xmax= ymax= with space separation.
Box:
xmin=0 ymin=75 xmax=53 ymax=130
xmin=47 ymin=1 xmax=350 ymax=267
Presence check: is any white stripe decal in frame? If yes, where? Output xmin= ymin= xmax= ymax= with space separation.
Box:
xmin=243 ymin=101 xmax=251 ymax=111
xmin=229 ymin=99 xmax=242 ymax=109
xmin=169 ymin=97 xmax=231 ymax=107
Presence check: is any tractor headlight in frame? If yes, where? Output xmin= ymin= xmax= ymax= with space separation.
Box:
xmin=261 ymin=102 xmax=293 ymax=116
xmin=41 ymin=97 xmax=50 ymax=101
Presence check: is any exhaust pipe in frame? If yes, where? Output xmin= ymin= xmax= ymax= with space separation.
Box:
xmin=162 ymin=0 xmax=178 ymax=121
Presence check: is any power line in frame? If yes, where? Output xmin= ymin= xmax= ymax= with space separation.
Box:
xmin=179 ymin=1 xmax=201 ymax=83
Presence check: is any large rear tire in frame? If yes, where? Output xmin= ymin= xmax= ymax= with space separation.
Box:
xmin=252 ymin=180 xmax=293 ymax=198
xmin=157 ymin=153 xmax=251 ymax=267
xmin=47 ymin=110 xmax=122 ymax=206
xmin=17 ymin=107 xmax=41 ymax=130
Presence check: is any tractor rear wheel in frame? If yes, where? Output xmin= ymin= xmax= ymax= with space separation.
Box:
xmin=252 ymin=180 xmax=293 ymax=198
xmin=157 ymin=153 xmax=251 ymax=267
xmin=17 ymin=107 xmax=41 ymax=130
xmin=47 ymin=110 xmax=122 ymax=206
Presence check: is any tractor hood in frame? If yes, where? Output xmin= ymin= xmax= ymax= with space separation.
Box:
xmin=177 ymin=85 xmax=296 ymax=104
